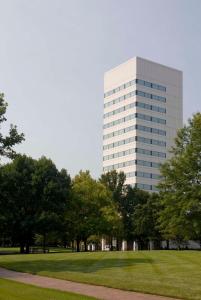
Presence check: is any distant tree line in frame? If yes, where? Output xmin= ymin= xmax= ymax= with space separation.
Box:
xmin=0 ymin=93 xmax=201 ymax=252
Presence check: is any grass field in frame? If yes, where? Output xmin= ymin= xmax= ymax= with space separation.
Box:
xmin=0 ymin=247 xmax=19 ymax=254
xmin=0 ymin=251 xmax=201 ymax=300
xmin=0 ymin=278 xmax=95 ymax=300
xmin=0 ymin=247 xmax=71 ymax=254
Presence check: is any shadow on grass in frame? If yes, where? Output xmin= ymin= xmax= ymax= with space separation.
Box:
xmin=0 ymin=257 xmax=154 ymax=274
xmin=0 ymin=252 xmax=20 ymax=255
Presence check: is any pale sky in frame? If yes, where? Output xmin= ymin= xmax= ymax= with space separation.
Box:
xmin=0 ymin=0 xmax=201 ymax=178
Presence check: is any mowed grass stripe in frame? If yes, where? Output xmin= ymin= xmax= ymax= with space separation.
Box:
xmin=0 ymin=278 xmax=96 ymax=300
xmin=0 ymin=251 xmax=200 ymax=299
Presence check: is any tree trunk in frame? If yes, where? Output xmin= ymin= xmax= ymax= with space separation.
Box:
xmin=84 ymin=240 xmax=87 ymax=252
xmin=20 ymin=243 xmax=25 ymax=254
xmin=138 ymin=239 xmax=144 ymax=250
xmin=166 ymin=240 xmax=169 ymax=250
xmin=154 ymin=240 xmax=161 ymax=250
xmin=43 ymin=233 xmax=46 ymax=253
xmin=25 ymin=243 xmax=30 ymax=254
xmin=127 ymin=240 xmax=133 ymax=251
xmin=76 ymin=239 xmax=80 ymax=252
xmin=116 ymin=238 xmax=120 ymax=251
xmin=110 ymin=236 xmax=113 ymax=251
xmin=71 ymin=240 xmax=75 ymax=252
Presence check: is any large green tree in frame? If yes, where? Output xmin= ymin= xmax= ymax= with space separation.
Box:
xmin=132 ymin=193 xmax=162 ymax=249
xmin=0 ymin=93 xmax=24 ymax=159
xmin=100 ymin=171 xmax=160 ymax=250
xmin=121 ymin=185 xmax=152 ymax=249
xmin=0 ymin=155 xmax=71 ymax=253
xmin=100 ymin=170 xmax=126 ymax=203
xmin=158 ymin=113 xmax=201 ymax=245
xmin=68 ymin=171 xmax=121 ymax=251
xmin=100 ymin=170 xmax=126 ymax=249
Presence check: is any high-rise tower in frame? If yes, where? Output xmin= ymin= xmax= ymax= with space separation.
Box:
xmin=103 ymin=57 xmax=183 ymax=191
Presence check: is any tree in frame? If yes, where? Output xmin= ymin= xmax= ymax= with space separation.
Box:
xmin=0 ymin=155 xmax=71 ymax=253
xmin=132 ymin=193 xmax=162 ymax=249
xmin=100 ymin=171 xmax=156 ymax=250
xmin=100 ymin=170 xmax=125 ymax=249
xmin=100 ymin=170 xmax=126 ymax=203
xmin=0 ymin=155 xmax=36 ymax=252
xmin=68 ymin=171 xmax=121 ymax=251
xmin=0 ymin=93 xmax=24 ymax=160
xmin=158 ymin=113 xmax=201 ymax=246
xmin=120 ymin=185 xmax=151 ymax=249
xmin=33 ymin=157 xmax=71 ymax=252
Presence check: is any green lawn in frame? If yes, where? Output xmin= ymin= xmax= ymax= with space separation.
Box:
xmin=0 ymin=251 xmax=200 ymax=300
xmin=0 ymin=278 xmax=95 ymax=300
xmin=0 ymin=247 xmax=71 ymax=254
xmin=0 ymin=247 xmax=19 ymax=254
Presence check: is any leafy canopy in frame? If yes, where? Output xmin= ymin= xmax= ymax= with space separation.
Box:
xmin=159 ymin=113 xmax=201 ymax=241
xmin=0 ymin=93 xmax=24 ymax=159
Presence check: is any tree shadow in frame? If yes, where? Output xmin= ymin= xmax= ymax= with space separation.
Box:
xmin=1 ymin=257 xmax=154 ymax=274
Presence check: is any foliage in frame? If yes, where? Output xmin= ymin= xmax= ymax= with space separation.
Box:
xmin=159 ymin=113 xmax=201 ymax=243
xmin=100 ymin=171 xmax=154 ymax=249
xmin=67 ymin=171 xmax=122 ymax=251
xmin=0 ymin=155 xmax=71 ymax=253
xmin=1 ymin=93 xmax=201 ymax=252
xmin=132 ymin=193 xmax=162 ymax=249
xmin=100 ymin=170 xmax=126 ymax=203
xmin=120 ymin=185 xmax=150 ymax=242
xmin=0 ymin=93 xmax=24 ymax=160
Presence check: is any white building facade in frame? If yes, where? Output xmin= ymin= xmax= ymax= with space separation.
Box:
xmin=103 ymin=57 xmax=183 ymax=192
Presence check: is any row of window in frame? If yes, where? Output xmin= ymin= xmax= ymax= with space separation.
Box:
xmin=103 ymin=147 xmax=166 ymax=161
xmin=103 ymin=112 xmax=166 ymax=129
xmin=136 ymin=171 xmax=161 ymax=179
xmin=136 ymin=124 xmax=166 ymax=136
xmin=104 ymin=78 xmax=166 ymax=98
xmin=136 ymin=113 xmax=166 ymax=125
xmin=136 ymin=90 xmax=166 ymax=103
xmin=104 ymin=101 xmax=166 ymax=119
xmin=136 ymin=101 xmax=166 ymax=113
xmin=136 ymin=79 xmax=166 ymax=92
xmin=126 ymin=171 xmax=161 ymax=180
xmin=104 ymin=89 xmax=166 ymax=109
xmin=137 ymin=136 xmax=166 ymax=147
xmin=103 ymin=159 xmax=161 ymax=172
xmin=136 ymin=148 xmax=166 ymax=158
xmin=104 ymin=90 xmax=135 ymax=108
xmin=103 ymin=135 xmax=166 ymax=150
xmin=136 ymin=183 xmax=158 ymax=192
xmin=103 ymin=124 xmax=166 ymax=140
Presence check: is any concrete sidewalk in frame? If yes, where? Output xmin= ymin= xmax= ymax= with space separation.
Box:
xmin=0 ymin=267 xmax=180 ymax=300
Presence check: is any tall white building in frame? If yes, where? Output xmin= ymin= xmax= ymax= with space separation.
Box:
xmin=103 ymin=57 xmax=183 ymax=192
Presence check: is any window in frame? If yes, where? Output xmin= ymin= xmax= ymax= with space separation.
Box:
xmin=103 ymin=136 xmax=166 ymax=150
xmin=136 ymin=171 xmax=161 ymax=179
xmin=136 ymin=148 xmax=166 ymax=158
xmin=152 ymin=162 xmax=160 ymax=168
xmin=104 ymin=100 xmax=166 ymax=120
xmin=152 ymin=174 xmax=160 ymax=179
xmin=152 ymin=185 xmax=159 ymax=191
xmin=145 ymin=81 xmax=152 ymax=88
xmin=136 ymin=183 xmax=152 ymax=191
xmin=104 ymin=78 xmax=166 ymax=98
xmin=103 ymin=159 xmax=160 ymax=172
xmin=104 ymin=88 xmax=166 ymax=108
xmin=103 ymin=124 xmax=166 ymax=140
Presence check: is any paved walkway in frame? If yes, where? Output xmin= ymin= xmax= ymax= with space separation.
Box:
xmin=0 ymin=267 xmax=179 ymax=300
